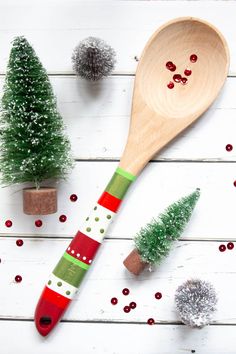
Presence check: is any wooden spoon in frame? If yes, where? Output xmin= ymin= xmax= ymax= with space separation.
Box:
xmin=35 ymin=17 xmax=229 ymax=336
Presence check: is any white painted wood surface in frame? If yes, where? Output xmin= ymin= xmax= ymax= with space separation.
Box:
xmin=0 ymin=1 xmax=236 ymax=353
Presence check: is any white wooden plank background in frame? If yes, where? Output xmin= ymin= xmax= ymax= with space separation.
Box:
xmin=0 ymin=0 xmax=236 ymax=353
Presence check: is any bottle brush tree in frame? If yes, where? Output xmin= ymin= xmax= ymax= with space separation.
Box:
xmin=123 ymin=188 xmax=200 ymax=275
xmin=0 ymin=36 xmax=73 ymax=215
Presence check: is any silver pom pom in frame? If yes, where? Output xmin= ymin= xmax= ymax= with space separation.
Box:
xmin=72 ymin=37 xmax=116 ymax=81
xmin=175 ymin=279 xmax=217 ymax=328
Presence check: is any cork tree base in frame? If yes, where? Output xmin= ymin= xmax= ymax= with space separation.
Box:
xmin=23 ymin=188 xmax=57 ymax=215
xmin=123 ymin=248 xmax=147 ymax=276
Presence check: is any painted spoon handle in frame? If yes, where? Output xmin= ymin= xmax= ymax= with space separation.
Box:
xmin=34 ymin=166 xmax=136 ymax=336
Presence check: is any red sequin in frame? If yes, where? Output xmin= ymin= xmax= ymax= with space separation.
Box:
xmin=122 ymin=288 xmax=130 ymax=296
xmin=59 ymin=215 xmax=67 ymax=223
xmin=16 ymin=239 xmax=24 ymax=247
xmin=35 ymin=219 xmax=43 ymax=227
xmin=233 ymin=181 xmax=236 ymax=187
xmin=123 ymin=306 xmax=131 ymax=313
xmin=227 ymin=242 xmax=234 ymax=250
xmin=219 ymin=244 xmax=226 ymax=252
xmin=130 ymin=302 xmax=137 ymax=309
xmin=5 ymin=220 xmax=12 ymax=228
xmin=166 ymin=61 xmax=176 ymax=72
xmin=70 ymin=194 xmax=78 ymax=202
xmin=226 ymin=144 xmax=233 ymax=152
xmin=155 ymin=292 xmax=162 ymax=300
xmin=190 ymin=54 xmax=198 ymax=63
xmin=181 ymin=77 xmax=188 ymax=85
xmin=184 ymin=69 xmax=192 ymax=76
xmin=147 ymin=318 xmax=155 ymax=325
xmin=167 ymin=81 xmax=174 ymax=89
xmin=111 ymin=297 xmax=118 ymax=305
xmin=173 ymin=74 xmax=182 ymax=83
xmin=15 ymin=275 xmax=22 ymax=283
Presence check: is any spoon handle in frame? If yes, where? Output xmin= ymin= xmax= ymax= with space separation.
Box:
xmin=34 ymin=166 xmax=136 ymax=336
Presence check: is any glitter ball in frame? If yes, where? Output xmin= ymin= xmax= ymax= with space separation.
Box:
xmin=111 ymin=297 xmax=118 ymax=305
xmin=130 ymin=302 xmax=137 ymax=309
xmin=122 ymin=288 xmax=130 ymax=296
xmin=184 ymin=69 xmax=192 ymax=76
xmin=59 ymin=215 xmax=67 ymax=223
xmin=15 ymin=275 xmax=22 ymax=283
xmin=155 ymin=292 xmax=162 ymax=300
xmin=16 ymin=239 xmax=24 ymax=247
xmin=70 ymin=194 xmax=78 ymax=202
xmin=219 ymin=244 xmax=226 ymax=252
xmin=123 ymin=306 xmax=131 ymax=313
xmin=35 ymin=219 xmax=43 ymax=227
xmin=226 ymin=144 xmax=233 ymax=152
xmin=167 ymin=81 xmax=174 ymax=89
xmin=147 ymin=318 xmax=155 ymax=325
xmin=227 ymin=242 xmax=234 ymax=250
xmin=5 ymin=220 xmax=12 ymax=228
xmin=190 ymin=54 xmax=198 ymax=63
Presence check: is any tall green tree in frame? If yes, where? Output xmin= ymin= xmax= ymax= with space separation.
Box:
xmin=0 ymin=36 xmax=73 ymax=189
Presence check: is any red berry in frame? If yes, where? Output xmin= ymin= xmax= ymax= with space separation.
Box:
xmin=59 ymin=215 xmax=67 ymax=223
xmin=219 ymin=244 xmax=226 ymax=252
xmin=227 ymin=242 xmax=234 ymax=250
xmin=190 ymin=54 xmax=198 ymax=63
xmin=167 ymin=81 xmax=174 ymax=89
xmin=70 ymin=194 xmax=78 ymax=202
xmin=111 ymin=297 xmax=118 ymax=305
xmin=15 ymin=275 xmax=22 ymax=283
xmin=35 ymin=219 xmax=42 ymax=227
xmin=155 ymin=292 xmax=162 ymax=300
xmin=16 ymin=239 xmax=24 ymax=247
xmin=123 ymin=306 xmax=131 ymax=313
xmin=130 ymin=302 xmax=137 ymax=309
xmin=147 ymin=318 xmax=155 ymax=325
xmin=5 ymin=220 xmax=12 ymax=228
xmin=184 ymin=69 xmax=192 ymax=76
xmin=173 ymin=74 xmax=182 ymax=83
xmin=122 ymin=288 xmax=130 ymax=296
xmin=226 ymin=144 xmax=233 ymax=152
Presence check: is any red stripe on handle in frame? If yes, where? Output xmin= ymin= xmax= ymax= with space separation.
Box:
xmin=67 ymin=231 xmax=100 ymax=265
xmin=98 ymin=191 xmax=122 ymax=212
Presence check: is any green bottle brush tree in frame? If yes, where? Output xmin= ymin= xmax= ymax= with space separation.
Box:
xmin=123 ymin=188 xmax=200 ymax=275
xmin=0 ymin=37 xmax=73 ymax=215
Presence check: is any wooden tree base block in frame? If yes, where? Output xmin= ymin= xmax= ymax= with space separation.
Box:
xmin=23 ymin=188 xmax=57 ymax=215
xmin=123 ymin=248 xmax=147 ymax=276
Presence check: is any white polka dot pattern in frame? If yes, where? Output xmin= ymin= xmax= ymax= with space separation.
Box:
xmin=80 ymin=203 xmax=115 ymax=243
xmin=47 ymin=273 xmax=78 ymax=299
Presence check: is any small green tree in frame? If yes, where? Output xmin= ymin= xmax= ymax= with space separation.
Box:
xmin=0 ymin=36 xmax=73 ymax=189
xmin=134 ymin=188 xmax=200 ymax=265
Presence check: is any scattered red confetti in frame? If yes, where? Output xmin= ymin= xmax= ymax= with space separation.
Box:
xmin=166 ymin=61 xmax=176 ymax=72
xmin=226 ymin=144 xmax=233 ymax=152
xmin=227 ymin=242 xmax=234 ymax=250
xmin=35 ymin=219 xmax=43 ymax=227
xmin=233 ymin=181 xmax=236 ymax=187
xmin=130 ymin=302 xmax=137 ymax=309
xmin=59 ymin=215 xmax=67 ymax=223
xmin=111 ymin=297 xmax=118 ymax=305
xmin=15 ymin=275 xmax=22 ymax=283
xmin=190 ymin=54 xmax=198 ymax=63
xmin=181 ymin=77 xmax=188 ymax=85
xmin=167 ymin=81 xmax=174 ymax=89
xmin=147 ymin=318 xmax=155 ymax=325
xmin=173 ymin=74 xmax=182 ymax=83
xmin=16 ymin=239 xmax=24 ymax=247
xmin=123 ymin=306 xmax=131 ymax=313
xmin=5 ymin=220 xmax=12 ymax=228
xmin=122 ymin=288 xmax=130 ymax=296
xmin=184 ymin=69 xmax=192 ymax=76
xmin=219 ymin=244 xmax=226 ymax=252
xmin=70 ymin=194 xmax=78 ymax=202
xmin=155 ymin=292 xmax=162 ymax=300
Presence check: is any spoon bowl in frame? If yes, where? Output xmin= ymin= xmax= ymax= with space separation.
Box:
xmin=120 ymin=17 xmax=229 ymax=174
